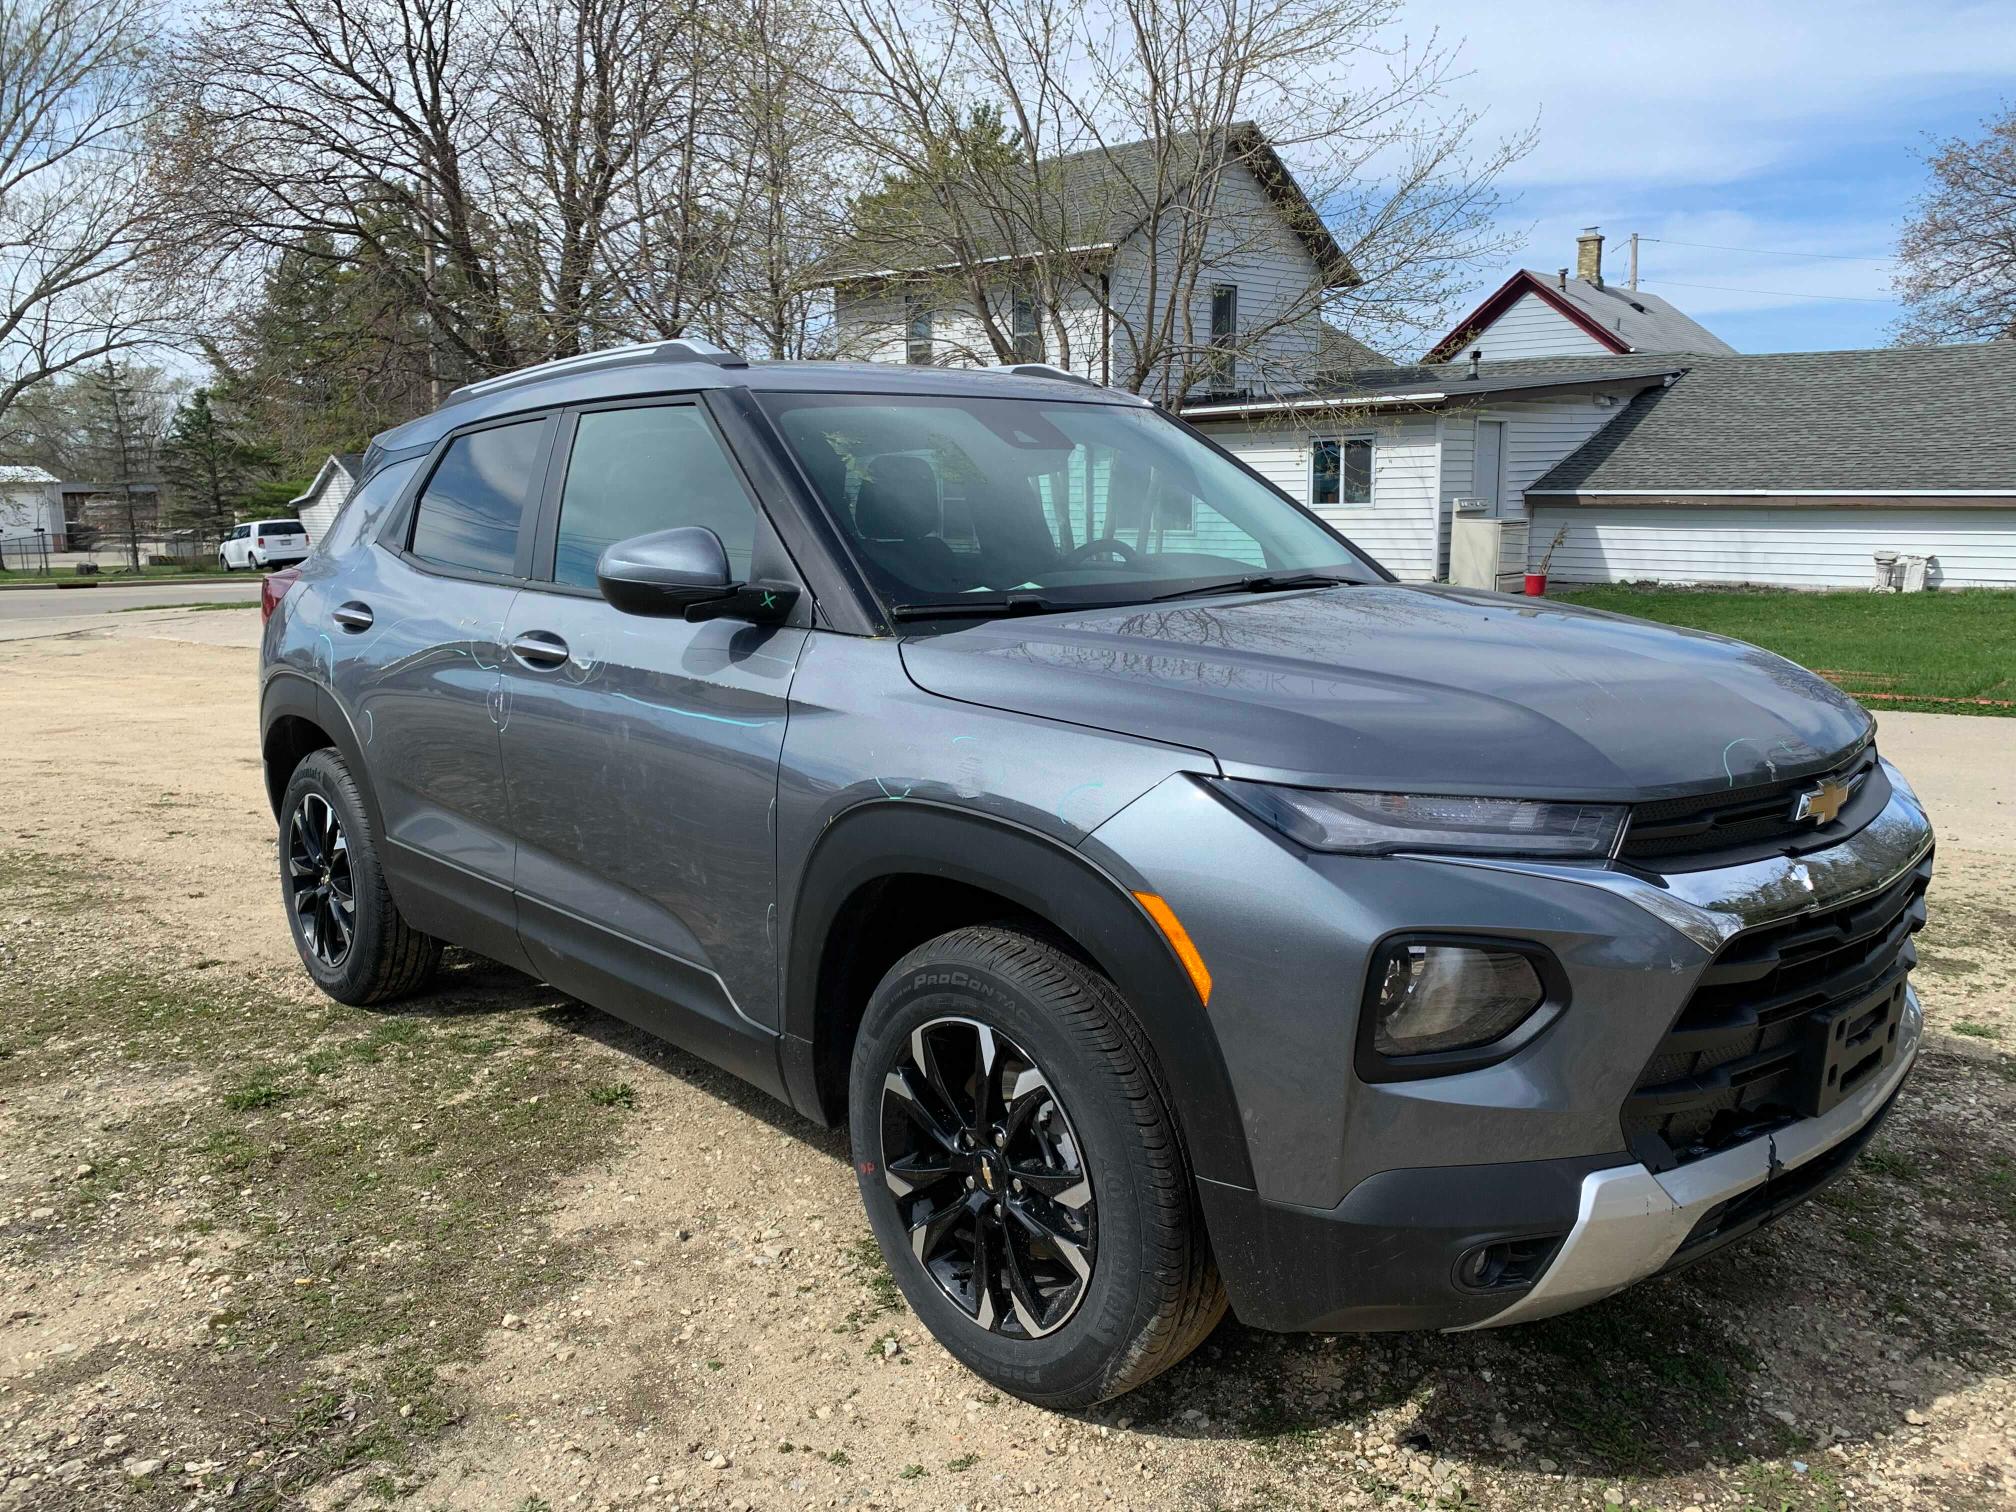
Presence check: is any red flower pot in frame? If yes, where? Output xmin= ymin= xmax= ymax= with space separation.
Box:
xmin=1523 ymin=573 xmax=1547 ymax=597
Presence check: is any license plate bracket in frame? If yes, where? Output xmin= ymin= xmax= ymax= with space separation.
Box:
xmin=1797 ymin=982 xmax=1905 ymax=1118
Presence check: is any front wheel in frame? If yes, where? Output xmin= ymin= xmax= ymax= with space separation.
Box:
xmin=219 ymin=553 xmax=232 ymax=572
xmin=849 ymin=926 xmax=1225 ymax=1407
xmin=278 ymin=748 xmax=440 ymax=1004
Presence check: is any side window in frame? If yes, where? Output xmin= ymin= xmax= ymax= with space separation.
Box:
xmin=315 ymin=457 xmax=423 ymax=559
xmin=409 ymin=419 xmax=547 ymax=575
xmin=552 ymin=405 xmax=759 ymax=589
xmin=1311 ymin=438 xmax=1372 ymax=508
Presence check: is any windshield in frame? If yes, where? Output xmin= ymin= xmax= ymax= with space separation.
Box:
xmin=759 ymin=393 xmax=1382 ymax=614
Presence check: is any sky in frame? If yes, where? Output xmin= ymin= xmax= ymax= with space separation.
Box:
xmin=1403 ymin=0 xmax=2016 ymax=354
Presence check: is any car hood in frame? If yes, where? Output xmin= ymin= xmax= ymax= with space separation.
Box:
xmin=897 ymin=584 xmax=1873 ymax=800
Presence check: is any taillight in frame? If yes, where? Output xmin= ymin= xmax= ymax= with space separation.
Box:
xmin=261 ymin=566 xmax=302 ymax=625
xmin=256 ymin=536 xmax=267 ymax=546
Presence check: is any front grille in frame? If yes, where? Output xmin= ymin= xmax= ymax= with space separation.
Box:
xmin=1622 ymin=851 xmax=1930 ymax=1172
xmin=1619 ymin=744 xmax=1884 ymax=871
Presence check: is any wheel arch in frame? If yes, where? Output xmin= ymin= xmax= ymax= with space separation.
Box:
xmin=782 ymin=800 xmax=1255 ymax=1189
xmin=259 ymin=671 xmax=385 ymax=840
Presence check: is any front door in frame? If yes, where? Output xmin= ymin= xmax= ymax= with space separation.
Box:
xmin=498 ymin=398 xmax=808 ymax=1094
xmin=1474 ymin=419 xmax=1506 ymax=517
xmin=333 ymin=413 xmax=554 ymax=969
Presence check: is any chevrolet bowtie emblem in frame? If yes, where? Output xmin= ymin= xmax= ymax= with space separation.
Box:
xmin=1793 ymin=777 xmax=1852 ymax=826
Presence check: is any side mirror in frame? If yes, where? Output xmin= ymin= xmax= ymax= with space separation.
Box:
xmin=596 ymin=527 xmax=736 ymax=616
xmin=595 ymin=526 xmax=800 ymax=624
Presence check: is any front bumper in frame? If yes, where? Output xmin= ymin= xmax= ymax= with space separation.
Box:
xmin=1459 ymin=985 xmax=1920 ymax=1328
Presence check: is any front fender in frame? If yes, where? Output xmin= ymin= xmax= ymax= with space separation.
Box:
xmin=780 ymin=799 xmax=1256 ymax=1189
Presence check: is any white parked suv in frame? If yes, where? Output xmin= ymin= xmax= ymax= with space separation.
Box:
xmin=220 ymin=519 xmax=311 ymax=571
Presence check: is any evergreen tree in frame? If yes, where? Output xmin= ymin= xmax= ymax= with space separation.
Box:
xmin=160 ymin=389 xmax=265 ymax=544
xmin=77 ymin=360 xmax=165 ymax=572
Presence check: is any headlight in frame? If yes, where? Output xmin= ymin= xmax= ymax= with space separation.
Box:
xmin=1370 ymin=940 xmax=1548 ymax=1058
xmin=1213 ymin=781 xmax=1625 ymax=858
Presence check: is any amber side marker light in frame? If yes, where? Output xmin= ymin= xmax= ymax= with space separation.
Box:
xmin=1133 ymin=892 xmax=1213 ymax=1006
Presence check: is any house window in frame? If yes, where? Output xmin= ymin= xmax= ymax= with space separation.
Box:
xmin=905 ymin=297 xmax=933 ymax=366
xmin=1010 ymin=293 xmax=1041 ymax=362
xmin=1311 ymin=437 xmax=1373 ymax=507
xmin=1210 ymin=285 xmax=1238 ymax=347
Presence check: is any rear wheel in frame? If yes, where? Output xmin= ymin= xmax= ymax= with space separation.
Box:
xmin=849 ymin=926 xmax=1224 ymax=1407
xmin=278 ymin=749 xmax=440 ymax=1004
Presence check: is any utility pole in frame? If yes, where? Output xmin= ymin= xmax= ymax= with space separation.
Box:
xmin=1629 ymin=233 xmax=1640 ymax=292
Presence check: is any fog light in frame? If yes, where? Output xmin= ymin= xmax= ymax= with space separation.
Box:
xmin=1372 ymin=941 xmax=1546 ymax=1058
xmin=1455 ymin=1234 xmax=1563 ymax=1291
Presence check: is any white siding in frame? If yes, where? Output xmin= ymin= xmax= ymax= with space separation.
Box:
xmin=1465 ymin=291 xmax=1611 ymax=360
xmin=297 ymin=468 xmax=356 ymax=543
xmin=1199 ymin=415 xmax=1441 ymax=580
xmin=1105 ymin=159 xmax=1324 ymax=397
xmin=829 ymin=160 xmax=1325 ymax=395
xmin=1437 ymin=391 xmax=1639 ymax=570
xmin=1531 ymin=505 xmax=2016 ymax=589
xmin=832 ymin=283 xmax=1108 ymax=379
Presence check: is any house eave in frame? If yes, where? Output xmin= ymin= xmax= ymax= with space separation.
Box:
xmin=1527 ymin=488 xmax=2016 ymax=507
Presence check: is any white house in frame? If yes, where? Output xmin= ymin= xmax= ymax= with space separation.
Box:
xmin=825 ymin=124 xmax=1355 ymax=400
xmin=0 ymin=466 xmax=63 ymax=555
xmin=1183 ymin=230 xmax=2016 ymax=588
xmin=290 ymin=452 xmax=363 ymax=542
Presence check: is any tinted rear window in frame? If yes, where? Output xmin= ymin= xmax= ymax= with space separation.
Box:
xmin=409 ymin=421 xmax=547 ymax=575
xmin=260 ymin=520 xmax=306 ymax=535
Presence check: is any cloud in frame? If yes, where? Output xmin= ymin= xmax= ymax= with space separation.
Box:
xmin=1408 ymin=0 xmax=2016 ymax=190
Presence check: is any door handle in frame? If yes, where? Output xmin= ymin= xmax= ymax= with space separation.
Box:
xmin=509 ymin=631 xmax=570 ymax=669
xmin=332 ymin=602 xmax=374 ymax=632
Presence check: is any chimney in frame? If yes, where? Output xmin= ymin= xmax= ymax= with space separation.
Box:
xmin=1577 ymin=226 xmax=1604 ymax=286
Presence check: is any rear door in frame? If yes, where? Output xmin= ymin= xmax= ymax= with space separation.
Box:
xmin=498 ymin=396 xmax=809 ymax=1092
xmin=328 ymin=412 xmax=556 ymax=968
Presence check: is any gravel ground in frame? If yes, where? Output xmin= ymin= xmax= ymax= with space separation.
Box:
xmin=1 ymin=624 xmax=2013 ymax=1512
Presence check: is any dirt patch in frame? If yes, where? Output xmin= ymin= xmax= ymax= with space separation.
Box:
xmin=3 ymin=634 xmax=2015 ymax=1511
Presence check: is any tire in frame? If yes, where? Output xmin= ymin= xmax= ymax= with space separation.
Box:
xmin=278 ymin=748 xmax=440 ymax=1005
xmin=219 ymin=554 xmax=232 ymax=572
xmin=849 ymin=925 xmax=1225 ymax=1408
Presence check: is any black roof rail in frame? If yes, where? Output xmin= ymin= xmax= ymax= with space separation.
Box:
xmin=978 ymin=361 xmax=1105 ymax=390
xmin=442 ymin=338 xmax=749 ymax=408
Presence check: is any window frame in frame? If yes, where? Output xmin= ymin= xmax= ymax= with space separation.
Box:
xmin=1009 ymin=291 xmax=1041 ymax=363
xmin=1309 ymin=434 xmax=1375 ymax=509
xmin=522 ymin=393 xmax=770 ymax=600
xmin=905 ymin=296 xmax=934 ymax=366
xmin=380 ymin=408 xmax=561 ymax=587
xmin=1209 ymin=285 xmax=1238 ymax=348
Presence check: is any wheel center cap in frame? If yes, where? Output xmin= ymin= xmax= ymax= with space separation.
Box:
xmin=977 ymin=1151 xmax=1003 ymax=1193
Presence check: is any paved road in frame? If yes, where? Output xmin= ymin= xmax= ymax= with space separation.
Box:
xmin=0 ymin=578 xmax=264 ymax=621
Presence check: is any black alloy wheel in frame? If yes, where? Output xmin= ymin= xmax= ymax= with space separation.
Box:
xmin=879 ymin=1015 xmax=1096 ymax=1339
xmin=287 ymin=791 xmax=355 ymax=968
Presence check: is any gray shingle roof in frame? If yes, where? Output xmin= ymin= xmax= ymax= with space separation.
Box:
xmin=1317 ymin=324 xmax=1393 ymax=376
xmin=1538 ymin=275 xmax=1735 ymax=356
xmin=1530 ymin=344 xmax=2016 ymax=494
xmin=826 ymin=124 xmax=1352 ymax=287
xmin=1425 ymin=271 xmax=1735 ymax=361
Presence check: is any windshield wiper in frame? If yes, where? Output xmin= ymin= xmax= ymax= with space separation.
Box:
xmin=1145 ymin=572 xmax=1357 ymax=604
xmin=888 ymin=593 xmax=1061 ymax=621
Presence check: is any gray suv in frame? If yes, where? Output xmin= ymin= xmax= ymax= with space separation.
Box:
xmin=260 ymin=341 xmax=1933 ymax=1407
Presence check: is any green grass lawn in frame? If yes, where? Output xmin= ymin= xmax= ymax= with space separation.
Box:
xmin=1553 ymin=587 xmax=2016 ymax=715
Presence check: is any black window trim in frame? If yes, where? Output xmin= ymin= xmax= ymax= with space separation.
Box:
xmin=519 ymin=391 xmax=828 ymax=629
xmin=378 ymin=408 xmax=561 ymax=588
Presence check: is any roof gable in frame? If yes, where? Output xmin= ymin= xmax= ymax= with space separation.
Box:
xmin=288 ymin=452 xmax=363 ymax=508
xmin=1424 ymin=270 xmax=1734 ymax=362
xmin=826 ymin=123 xmax=1354 ymax=289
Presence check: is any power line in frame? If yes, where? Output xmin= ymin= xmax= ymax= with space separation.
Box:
xmin=1640 ymin=277 xmax=1896 ymax=305
xmin=1639 ymin=236 xmax=1895 ymax=264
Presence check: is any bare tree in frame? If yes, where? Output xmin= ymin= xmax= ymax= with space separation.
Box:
xmin=0 ymin=0 xmax=175 ymax=425
xmin=1895 ymin=104 xmax=2016 ymax=345
xmin=825 ymin=0 xmax=1530 ymax=399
